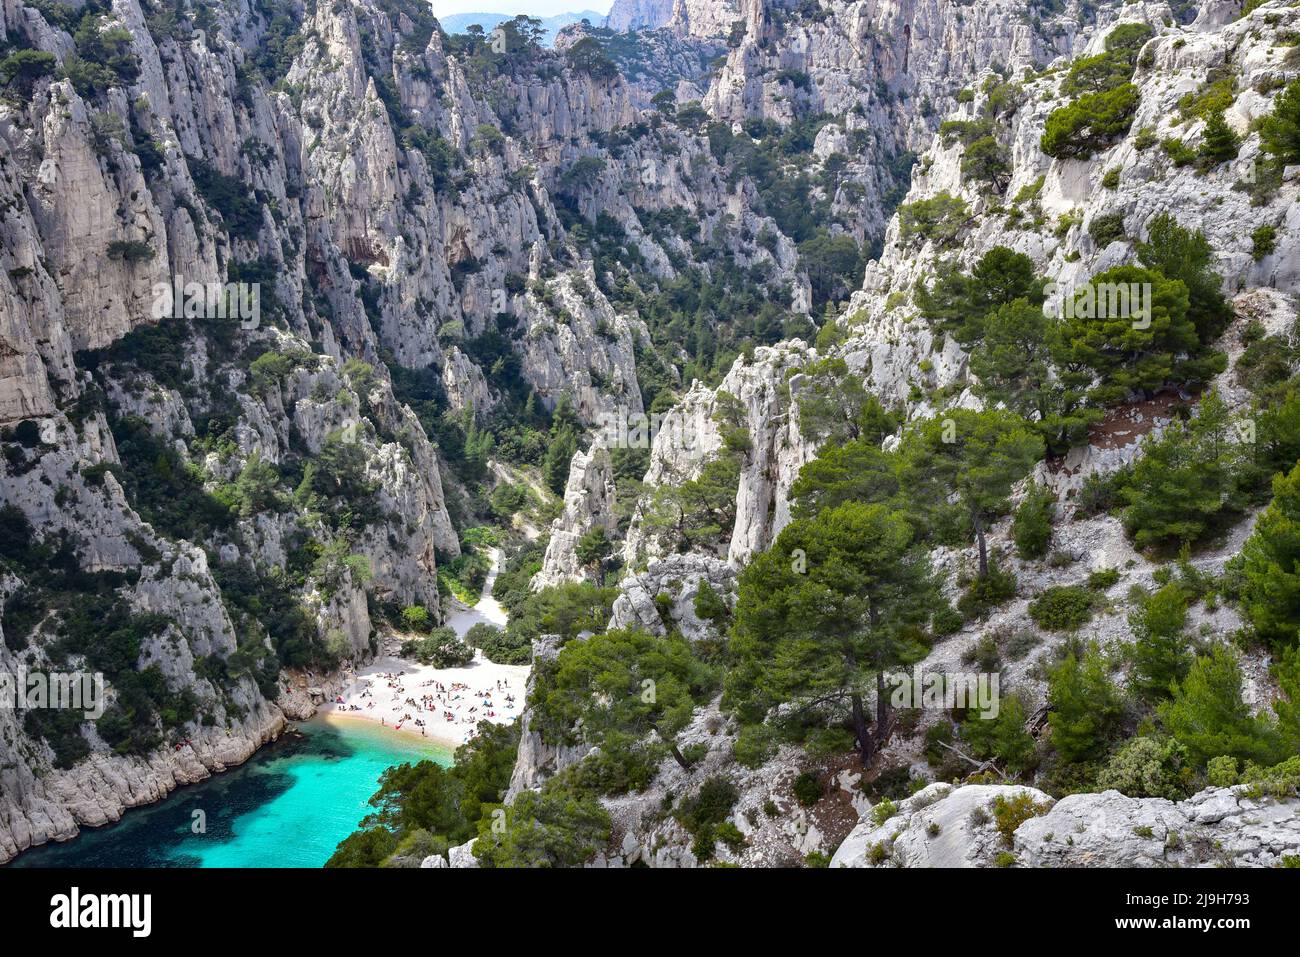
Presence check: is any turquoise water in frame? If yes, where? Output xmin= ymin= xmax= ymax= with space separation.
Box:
xmin=9 ymin=716 xmax=450 ymax=868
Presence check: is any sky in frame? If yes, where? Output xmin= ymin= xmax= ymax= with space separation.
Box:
xmin=428 ymin=0 xmax=606 ymax=17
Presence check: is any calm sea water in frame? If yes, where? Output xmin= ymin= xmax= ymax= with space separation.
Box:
xmin=9 ymin=716 xmax=450 ymax=868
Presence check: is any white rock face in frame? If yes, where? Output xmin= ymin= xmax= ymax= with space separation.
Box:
xmin=831 ymin=782 xmax=1300 ymax=868
xmin=448 ymin=839 xmax=480 ymax=868
xmin=668 ymin=0 xmax=744 ymax=39
xmin=532 ymin=443 xmax=619 ymax=590
xmin=831 ymin=782 xmax=1054 ymax=867
xmin=849 ymin=2 xmax=1300 ymax=342
xmin=622 ymin=340 xmax=815 ymax=567
xmin=518 ymin=270 xmax=645 ymax=426
xmin=1016 ymin=787 xmax=1300 ymax=868
xmin=441 ymin=346 xmax=496 ymax=414
xmin=605 ymin=0 xmax=678 ymax=32
xmin=695 ymin=0 xmax=1089 ymax=240
xmin=608 ymin=552 xmax=737 ymax=640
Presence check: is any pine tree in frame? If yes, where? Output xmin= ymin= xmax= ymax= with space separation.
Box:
xmin=542 ymin=424 xmax=577 ymax=494
xmin=1120 ymin=391 xmax=1246 ymax=551
xmin=536 ymin=628 xmax=715 ymax=771
xmin=1049 ymin=263 xmax=1212 ymax=406
xmin=1047 ymin=648 xmax=1125 ymax=763
xmin=726 ymin=502 xmax=938 ymax=766
xmin=1198 ymin=110 xmax=1240 ymax=166
xmin=1158 ymin=645 xmax=1282 ymax=766
xmin=1273 ymin=646 xmax=1300 ymax=756
xmin=1136 ymin=213 xmax=1233 ymax=345
xmin=900 ymin=409 xmax=1045 ymax=576
xmin=1129 ymin=583 xmax=1192 ymax=700
xmin=1239 ymin=462 xmax=1300 ymax=648
xmin=574 ymin=526 xmax=613 ymax=585
xmin=916 ymin=246 xmax=1041 ymax=345
xmin=645 ymin=453 xmax=743 ymax=550
xmin=972 ymin=298 xmax=1103 ymax=453
xmin=959 ymin=694 xmax=1038 ymax=775
xmin=1012 ymin=481 xmax=1056 ymax=559
xmin=961 ymin=135 xmax=1011 ymax=190
xmin=789 ymin=438 xmax=900 ymax=519
xmin=1259 ymin=77 xmax=1300 ymax=167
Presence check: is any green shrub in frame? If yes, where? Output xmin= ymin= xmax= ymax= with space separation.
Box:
xmin=898 ymin=192 xmax=970 ymax=247
xmin=1013 ymin=483 xmax=1055 ymax=559
xmin=1251 ymin=224 xmax=1278 ymax=261
xmin=1161 ymin=136 xmax=1197 ymax=167
xmin=1159 ymin=646 xmax=1284 ymax=767
xmin=961 ymin=632 xmax=1003 ymax=672
xmin=1086 ymin=567 xmax=1120 ymax=590
xmin=1097 ymin=736 xmax=1192 ymax=799
xmin=400 ymin=605 xmax=432 ymax=633
xmin=1239 ymin=464 xmax=1300 ymax=648
xmin=1087 ymin=211 xmax=1126 ymax=247
xmin=693 ymin=580 xmax=730 ymax=625
xmin=106 ymin=239 xmax=155 ymax=263
xmin=1076 ymin=468 xmax=1127 ymax=518
xmin=1119 ymin=393 xmax=1248 ymax=552
xmin=733 ymin=724 xmax=776 ymax=768
xmin=931 ymin=602 xmax=964 ymax=636
xmin=959 ymin=695 xmax=1038 ymax=775
xmin=473 ymin=783 xmax=611 ymax=868
xmin=792 ymin=771 xmax=823 ymax=807
xmin=1040 ymin=84 xmax=1139 ymax=159
xmin=1129 ymin=583 xmax=1192 ymax=701
xmin=680 ymin=742 xmax=708 ymax=766
xmin=1029 ymin=585 xmax=1094 ymax=630
xmin=10 ymin=419 xmax=41 ymax=448
xmin=1177 ymin=70 xmax=1235 ymax=122
xmin=466 ymin=623 xmax=532 ymax=665
xmin=406 ymin=627 xmax=474 ymax=667
xmin=990 ymin=792 xmax=1049 ymax=846
xmin=0 ymin=49 xmax=57 ymax=95
xmin=958 ymin=563 xmax=1018 ymax=620
xmin=871 ymin=797 xmax=898 ymax=827
xmin=1238 ymin=756 xmax=1300 ymax=799
xmin=1206 ymin=755 xmax=1239 ymax=787
xmin=716 ymin=821 xmax=746 ymax=852
xmin=805 ymin=726 xmax=855 ymax=759
xmin=189 ymin=157 xmax=262 ymax=239
xmin=677 ymin=776 xmax=739 ymax=836
xmin=1048 ymin=649 xmax=1125 ymax=763
xmin=1258 ymin=77 xmax=1300 ymax=166
xmin=1198 ymin=111 xmax=1240 ymax=166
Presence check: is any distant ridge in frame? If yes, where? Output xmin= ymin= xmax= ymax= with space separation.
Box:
xmin=437 ymin=10 xmax=606 ymax=46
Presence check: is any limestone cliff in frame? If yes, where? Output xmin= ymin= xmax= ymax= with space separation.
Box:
xmin=497 ymin=0 xmax=1300 ymax=869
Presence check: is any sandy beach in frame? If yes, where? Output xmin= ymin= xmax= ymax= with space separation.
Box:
xmin=324 ymin=549 xmax=531 ymax=748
